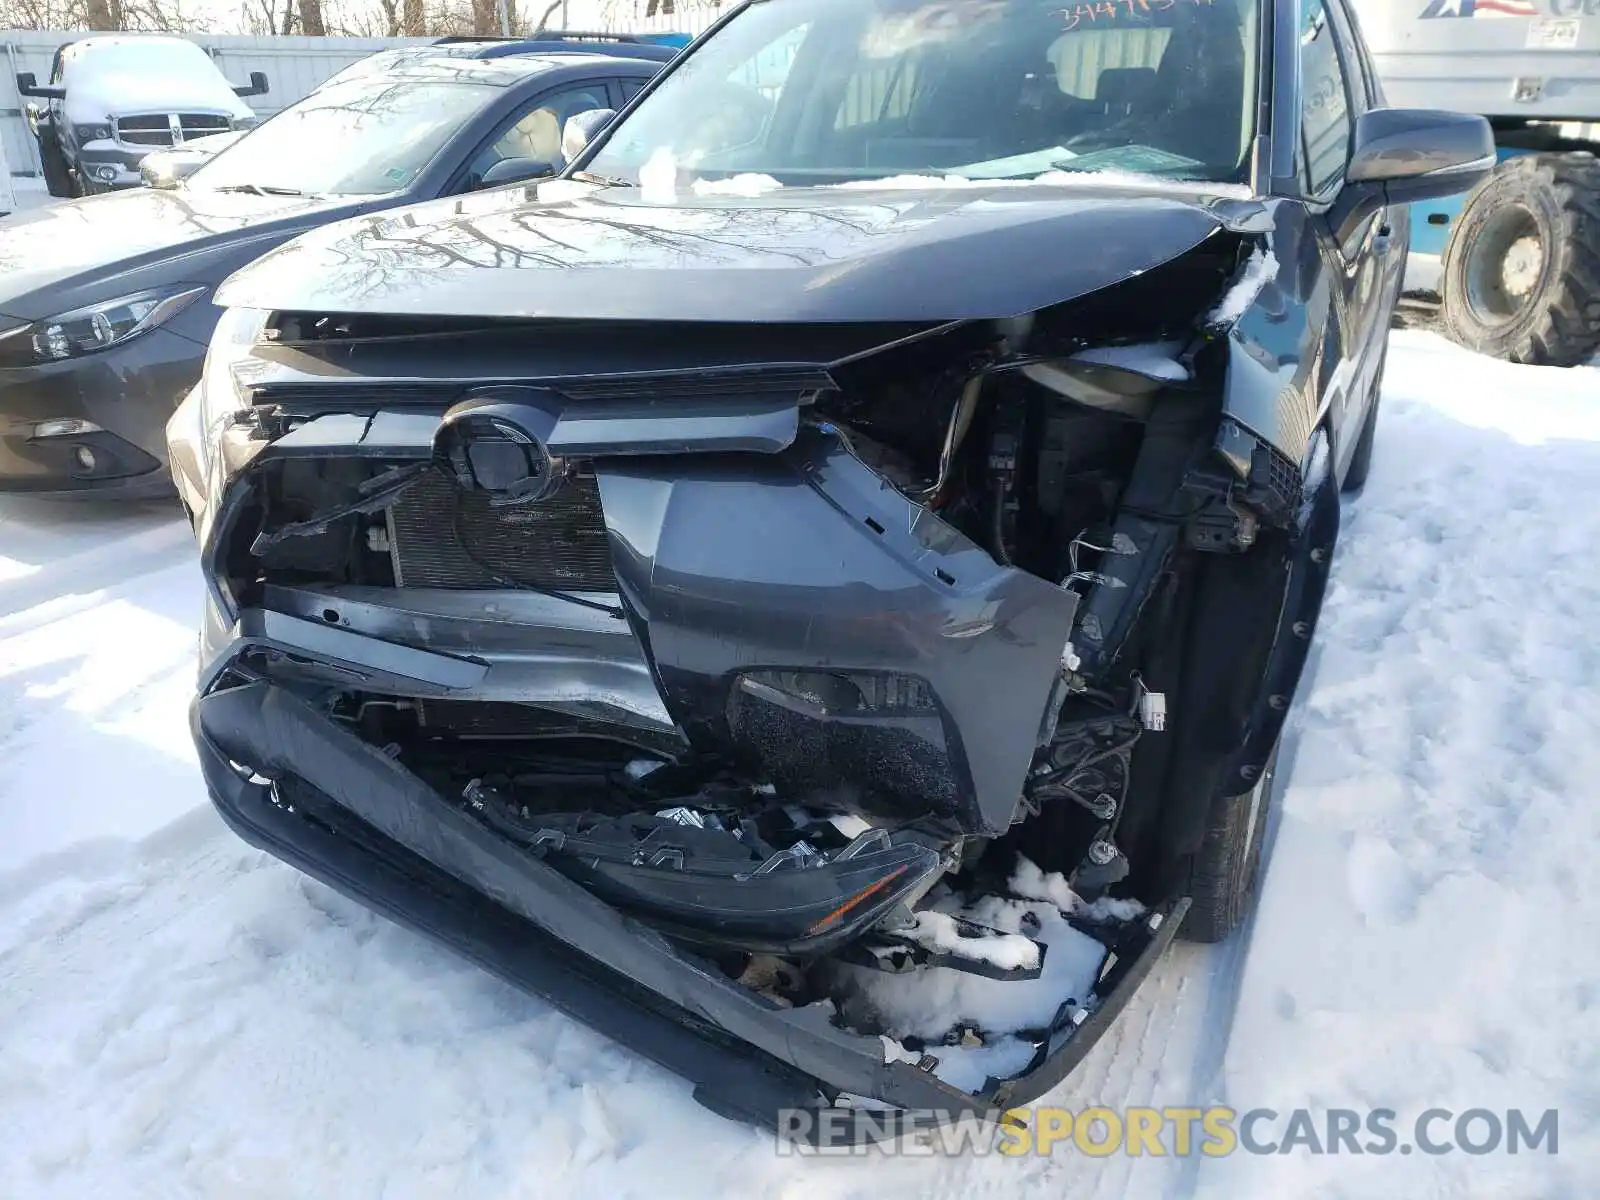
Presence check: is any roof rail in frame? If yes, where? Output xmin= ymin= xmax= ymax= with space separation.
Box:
xmin=430 ymin=30 xmax=647 ymax=45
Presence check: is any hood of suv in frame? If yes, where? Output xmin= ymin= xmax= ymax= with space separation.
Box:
xmin=214 ymin=179 xmax=1257 ymax=324
xmin=0 ymin=186 xmax=362 ymax=320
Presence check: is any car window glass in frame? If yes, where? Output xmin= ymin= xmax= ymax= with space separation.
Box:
xmin=588 ymin=0 xmax=1261 ymax=188
xmin=1300 ymin=0 xmax=1353 ymax=196
xmin=186 ymin=70 xmax=506 ymax=197
xmin=465 ymin=84 xmax=612 ymax=185
xmin=621 ymin=79 xmax=647 ymax=102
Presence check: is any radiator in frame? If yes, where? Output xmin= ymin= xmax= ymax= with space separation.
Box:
xmin=387 ymin=468 xmax=616 ymax=592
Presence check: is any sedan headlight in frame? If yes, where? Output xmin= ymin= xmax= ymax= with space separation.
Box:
xmin=0 ymin=287 xmax=207 ymax=368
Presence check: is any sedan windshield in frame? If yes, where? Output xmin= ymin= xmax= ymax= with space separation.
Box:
xmin=187 ymin=70 xmax=505 ymax=197
xmin=588 ymin=0 xmax=1261 ymax=188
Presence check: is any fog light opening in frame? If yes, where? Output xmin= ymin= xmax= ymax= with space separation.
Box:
xmin=93 ymin=165 xmax=118 ymax=183
xmin=73 ymin=445 xmax=97 ymax=472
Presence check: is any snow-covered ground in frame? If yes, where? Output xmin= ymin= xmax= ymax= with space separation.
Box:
xmin=3 ymin=178 xmax=51 ymax=214
xmin=1 ymin=330 xmax=1596 ymax=1197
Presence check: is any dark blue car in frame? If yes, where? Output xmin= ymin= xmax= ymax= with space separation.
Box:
xmin=0 ymin=50 xmax=660 ymax=496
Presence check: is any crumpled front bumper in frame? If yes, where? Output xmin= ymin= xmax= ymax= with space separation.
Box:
xmin=191 ymin=681 xmax=1186 ymax=1140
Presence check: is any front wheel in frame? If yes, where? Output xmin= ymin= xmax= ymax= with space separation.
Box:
xmin=1441 ymin=152 xmax=1600 ymax=367
xmin=1178 ymin=741 xmax=1279 ymax=944
xmin=38 ymin=135 xmax=74 ymax=198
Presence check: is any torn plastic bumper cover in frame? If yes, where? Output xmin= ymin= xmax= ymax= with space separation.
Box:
xmin=192 ymin=681 xmax=1186 ymax=1138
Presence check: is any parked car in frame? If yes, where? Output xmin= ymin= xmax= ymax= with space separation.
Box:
xmin=0 ymin=51 xmax=659 ymax=497
xmin=15 ymin=35 xmax=268 ymax=197
xmin=138 ymin=129 xmax=244 ymax=189
xmin=171 ymin=0 xmax=1490 ymax=1142
xmin=318 ymin=31 xmax=680 ymax=90
xmin=135 ymin=33 xmax=679 ymax=191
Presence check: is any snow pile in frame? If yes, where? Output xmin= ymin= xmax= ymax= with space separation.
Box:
xmin=1206 ymin=245 xmax=1278 ymax=327
xmin=902 ymin=910 xmax=1042 ymax=973
xmin=690 ymin=174 xmax=784 ymax=198
xmin=833 ymin=884 xmax=1108 ymax=1093
xmin=1196 ymin=332 xmax=1600 ymax=1198
xmin=637 ymin=147 xmax=680 ymax=204
xmin=829 ymin=170 xmax=1254 ymax=198
xmin=1009 ymin=856 xmax=1146 ymax=923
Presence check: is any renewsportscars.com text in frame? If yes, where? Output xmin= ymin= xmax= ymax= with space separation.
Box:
xmin=775 ymin=1106 xmax=1560 ymax=1157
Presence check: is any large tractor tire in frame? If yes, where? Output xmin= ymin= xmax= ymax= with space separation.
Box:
xmin=1441 ymin=152 xmax=1600 ymax=367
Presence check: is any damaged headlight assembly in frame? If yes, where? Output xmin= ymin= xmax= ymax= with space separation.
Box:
xmin=0 ymin=286 xmax=207 ymax=367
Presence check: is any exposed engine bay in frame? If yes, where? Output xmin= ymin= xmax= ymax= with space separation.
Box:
xmin=193 ymin=229 xmax=1312 ymax=1096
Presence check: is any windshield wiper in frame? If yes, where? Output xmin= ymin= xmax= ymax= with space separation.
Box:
xmin=569 ymin=170 xmax=630 ymax=188
xmin=213 ymin=183 xmax=307 ymax=197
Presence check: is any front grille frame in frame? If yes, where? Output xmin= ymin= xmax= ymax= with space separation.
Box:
xmin=112 ymin=112 xmax=234 ymax=148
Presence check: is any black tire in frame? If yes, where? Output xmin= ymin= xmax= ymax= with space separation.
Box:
xmin=1441 ymin=152 xmax=1600 ymax=367
xmin=1178 ymin=741 xmax=1279 ymax=944
xmin=38 ymin=135 xmax=74 ymax=198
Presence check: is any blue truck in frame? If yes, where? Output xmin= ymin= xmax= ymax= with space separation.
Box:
xmin=1354 ymin=0 xmax=1600 ymax=365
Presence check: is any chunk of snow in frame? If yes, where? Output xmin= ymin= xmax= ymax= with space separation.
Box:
xmin=690 ymin=174 xmax=783 ymax=197
xmin=880 ymin=1035 xmax=922 ymax=1065
xmin=905 ymin=910 xmax=1042 ymax=973
xmin=1009 ymin=856 xmax=1147 ymax=922
xmin=1008 ymin=856 xmax=1082 ymax=913
xmin=926 ymin=1034 xmax=1043 ymax=1094
xmin=828 ymin=170 xmax=1253 ymax=199
xmin=833 ymin=893 xmax=1106 ymax=1058
xmin=1206 ymin=246 xmax=1278 ymax=327
xmin=638 ymin=147 xmax=679 ymax=204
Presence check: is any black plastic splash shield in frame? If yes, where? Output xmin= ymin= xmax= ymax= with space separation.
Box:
xmin=190 ymin=682 xmax=1187 ymax=1141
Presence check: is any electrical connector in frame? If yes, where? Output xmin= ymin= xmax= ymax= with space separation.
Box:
xmin=1133 ymin=676 xmax=1167 ymax=731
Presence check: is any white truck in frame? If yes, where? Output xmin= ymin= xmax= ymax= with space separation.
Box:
xmin=15 ymin=35 xmax=267 ymax=198
xmin=1353 ymin=0 xmax=1600 ymax=365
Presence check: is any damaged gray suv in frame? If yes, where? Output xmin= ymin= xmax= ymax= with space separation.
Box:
xmin=168 ymin=0 xmax=1490 ymax=1140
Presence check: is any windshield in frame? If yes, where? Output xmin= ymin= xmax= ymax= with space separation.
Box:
xmin=587 ymin=0 xmax=1261 ymax=188
xmin=187 ymin=71 xmax=505 ymax=197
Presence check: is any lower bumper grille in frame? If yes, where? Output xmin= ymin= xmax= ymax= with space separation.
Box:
xmin=388 ymin=469 xmax=616 ymax=592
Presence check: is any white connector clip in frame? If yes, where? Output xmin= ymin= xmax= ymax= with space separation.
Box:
xmin=1061 ymin=640 xmax=1082 ymax=672
xmin=1134 ymin=677 xmax=1168 ymax=732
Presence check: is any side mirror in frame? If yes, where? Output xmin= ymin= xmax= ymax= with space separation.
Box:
xmin=141 ymin=155 xmax=203 ymax=189
xmin=478 ymin=156 xmax=558 ymax=189
xmin=234 ymin=71 xmax=270 ymax=98
xmin=1333 ymin=108 xmax=1494 ymax=237
xmin=562 ymin=108 xmax=616 ymax=163
xmin=16 ymin=72 xmax=66 ymax=100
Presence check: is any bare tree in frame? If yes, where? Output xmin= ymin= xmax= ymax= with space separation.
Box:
xmin=402 ymin=0 xmax=425 ymax=34
xmin=298 ymin=0 xmax=326 ymax=34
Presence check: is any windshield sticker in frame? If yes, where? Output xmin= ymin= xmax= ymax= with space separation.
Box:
xmin=1059 ymin=0 xmax=1215 ymax=29
xmin=862 ymin=1 xmax=1009 ymax=57
xmin=384 ymin=167 xmax=409 ymax=182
